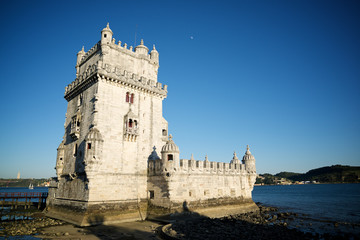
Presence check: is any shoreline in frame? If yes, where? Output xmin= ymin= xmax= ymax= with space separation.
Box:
xmin=0 ymin=203 xmax=359 ymax=239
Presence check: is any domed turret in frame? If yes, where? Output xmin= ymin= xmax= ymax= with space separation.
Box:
xmin=76 ymin=46 xmax=85 ymax=76
xmin=161 ymin=134 xmax=180 ymax=170
xmin=77 ymin=46 xmax=85 ymax=65
xmin=84 ymin=128 xmax=104 ymax=177
xmin=230 ymin=151 xmax=241 ymax=164
xmin=242 ymin=145 xmax=256 ymax=173
xmin=150 ymin=45 xmax=159 ymax=64
xmin=161 ymin=134 xmax=179 ymax=153
xmin=135 ymin=39 xmax=149 ymax=55
xmin=101 ymin=23 xmax=113 ymax=45
xmin=56 ymin=140 xmax=65 ymax=178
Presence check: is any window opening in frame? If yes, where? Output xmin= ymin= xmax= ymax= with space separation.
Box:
xmin=130 ymin=93 xmax=134 ymax=104
xmin=126 ymin=92 xmax=130 ymax=102
xmin=168 ymin=154 xmax=173 ymax=161
xmin=104 ymin=34 xmax=107 ymax=38
xmin=129 ymin=119 xmax=133 ymax=128
xmin=162 ymin=129 xmax=167 ymax=136
xmin=74 ymin=144 xmax=78 ymax=156
xmin=87 ymin=143 xmax=92 ymax=149
xmin=149 ymin=190 xmax=154 ymax=199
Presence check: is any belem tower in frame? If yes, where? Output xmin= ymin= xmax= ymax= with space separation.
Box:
xmin=46 ymin=23 xmax=258 ymax=226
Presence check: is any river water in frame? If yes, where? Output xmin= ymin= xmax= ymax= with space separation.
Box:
xmin=253 ymin=183 xmax=360 ymax=236
xmin=253 ymin=183 xmax=360 ymax=224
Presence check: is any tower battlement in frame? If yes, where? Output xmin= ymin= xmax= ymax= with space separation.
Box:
xmin=148 ymin=157 xmax=247 ymax=175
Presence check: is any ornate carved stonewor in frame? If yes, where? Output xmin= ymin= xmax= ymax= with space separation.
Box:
xmin=124 ymin=109 xmax=139 ymax=142
xmin=84 ymin=128 xmax=104 ymax=176
xmin=70 ymin=110 xmax=82 ymax=140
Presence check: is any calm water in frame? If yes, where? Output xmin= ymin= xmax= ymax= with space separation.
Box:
xmin=0 ymin=187 xmax=48 ymax=193
xmin=253 ymin=183 xmax=360 ymax=224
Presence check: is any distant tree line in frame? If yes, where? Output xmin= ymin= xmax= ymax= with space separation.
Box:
xmin=256 ymin=165 xmax=360 ymax=185
xmin=0 ymin=178 xmax=50 ymax=188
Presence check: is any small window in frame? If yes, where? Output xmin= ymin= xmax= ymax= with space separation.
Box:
xmin=87 ymin=143 xmax=92 ymax=149
xmin=168 ymin=154 xmax=173 ymax=161
xmin=104 ymin=34 xmax=107 ymax=38
xmin=126 ymin=92 xmax=130 ymax=102
xmin=60 ymin=158 xmax=63 ymax=160
xmin=74 ymin=144 xmax=78 ymax=156
xmin=162 ymin=129 xmax=167 ymax=136
xmin=189 ymin=191 xmax=192 ymax=197
xmin=130 ymin=93 xmax=134 ymax=104
xmin=149 ymin=190 xmax=154 ymax=199
xmin=129 ymin=119 xmax=133 ymax=128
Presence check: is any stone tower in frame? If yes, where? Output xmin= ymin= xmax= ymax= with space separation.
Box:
xmin=47 ymin=23 xmax=258 ymax=226
xmin=47 ymin=23 xmax=168 ymax=225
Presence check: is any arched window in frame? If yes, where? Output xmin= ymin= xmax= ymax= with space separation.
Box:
xmin=128 ymin=119 xmax=133 ymax=128
xmin=130 ymin=93 xmax=134 ymax=104
xmin=134 ymin=120 xmax=138 ymax=128
xmin=126 ymin=92 xmax=130 ymax=102
xmin=168 ymin=154 xmax=173 ymax=161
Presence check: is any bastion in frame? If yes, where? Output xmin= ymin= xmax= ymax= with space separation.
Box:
xmin=45 ymin=23 xmax=258 ymax=226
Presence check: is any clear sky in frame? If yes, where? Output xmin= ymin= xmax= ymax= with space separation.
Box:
xmin=0 ymin=0 xmax=359 ymax=178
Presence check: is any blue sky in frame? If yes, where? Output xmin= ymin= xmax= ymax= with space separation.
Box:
xmin=0 ymin=0 xmax=359 ymax=178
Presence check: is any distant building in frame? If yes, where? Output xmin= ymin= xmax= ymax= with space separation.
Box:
xmin=17 ymin=171 xmax=20 ymax=179
xmin=46 ymin=24 xmax=258 ymax=226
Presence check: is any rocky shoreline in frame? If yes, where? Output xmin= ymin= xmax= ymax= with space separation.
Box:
xmin=162 ymin=205 xmax=360 ymax=240
xmin=1 ymin=204 xmax=359 ymax=239
xmin=0 ymin=212 xmax=64 ymax=237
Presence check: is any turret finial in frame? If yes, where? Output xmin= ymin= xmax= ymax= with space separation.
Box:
xmin=233 ymin=151 xmax=238 ymax=160
xmin=246 ymin=145 xmax=251 ymax=155
xmin=106 ymin=22 xmax=110 ymax=28
xmin=81 ymin=46 xmax=85 ymax=52
xmin=153 ymin=146 xmax=156 ymax=151
xmin=153 ymin=44 xmax=156 ymax=50
xmin=190 ymin=153 xmax=194 ymax=160
xmin=169 ymin=134 xmax=173 ymax=141
xmin=140 ymin=39 xmax=144 ymax=45
xmin=205 ymin=154 xmax=209 ymax=161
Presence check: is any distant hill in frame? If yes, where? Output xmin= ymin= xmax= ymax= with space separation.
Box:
xmin=257 ymin=165 xmax=360 ymax=184
xmin=0 ymin=178 xmax=50 ymax=188
xmin=287 ymin=165 xmax=360 ymax=183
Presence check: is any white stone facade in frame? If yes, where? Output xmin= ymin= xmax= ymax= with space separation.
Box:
xmin=46 ymin=24 xmax=257 ymax=226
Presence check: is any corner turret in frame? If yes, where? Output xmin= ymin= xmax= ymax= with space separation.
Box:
xmin=101 ymin=23 xmax=113 ymax=45
xmin=150 ymin=45 xmax=159 ymax=64
xmin=230 ymin=151 xmax=241 ymax=164
xmin=135 ymin=39 xmax=149 ymax=55
xmin=242 ymin=145 xmax=256 ymax=173
xmin=76 ymin=46 xmax=85 ymax=76
xmin=161 ymin=134 xmax=180 ymax=171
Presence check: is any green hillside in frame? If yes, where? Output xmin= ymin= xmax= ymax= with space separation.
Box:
xmin=288 ymin=165 xmax=360 ymax=183
xmin=257 ymin=165 xmax=360 ymax=184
